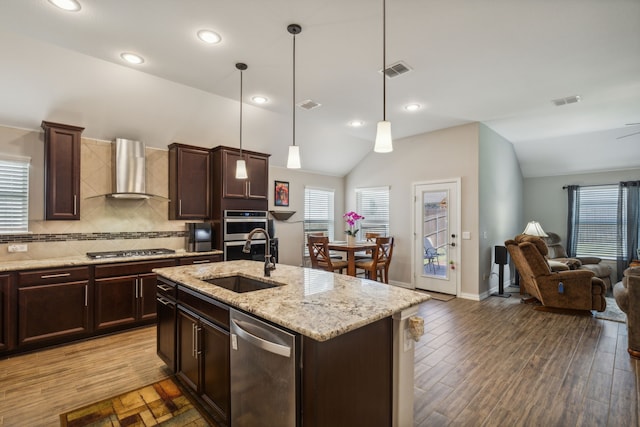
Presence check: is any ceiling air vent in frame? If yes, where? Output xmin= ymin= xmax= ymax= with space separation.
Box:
xmin=382 ymin=61 xmax=412 ymax=78
xmin=297 ymin=99 xmax=321 ymax=110
xmin=552 ymin=95 xmax=581 ymax=106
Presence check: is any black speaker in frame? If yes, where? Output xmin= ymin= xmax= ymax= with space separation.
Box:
xmin=495 ymin=245 xmax=508 ymax=265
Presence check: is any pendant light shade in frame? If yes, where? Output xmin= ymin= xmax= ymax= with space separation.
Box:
xmin=235 ymin=62 xmax=248 ymax=179
xmin=287 ymin=145 xmax=301 ymax=169
xmin=374 ymin=0 xmax=393 ymax=153
xmin=375 ymin=120 xmax=393 ymax=153
xmin=287 ymin=24 xmax=302 ymax=169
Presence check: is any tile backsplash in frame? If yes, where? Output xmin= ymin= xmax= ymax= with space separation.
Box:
xmin=1 ymin=136 xmax=191 ymax=261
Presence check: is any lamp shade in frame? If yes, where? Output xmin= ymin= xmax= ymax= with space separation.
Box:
xmin=374 ymin=120 xmax=393 ymax=153
xmin=287 ymin=145 xmax=301 ymax=169
xmin=522 ymin=221 xmax=548 ymax=237
xmin=235 ymin=159 xmax=248 ymax=179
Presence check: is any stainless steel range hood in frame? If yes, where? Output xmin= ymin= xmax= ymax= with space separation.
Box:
xmin=104 ymin=138 xmax=167 ymax=200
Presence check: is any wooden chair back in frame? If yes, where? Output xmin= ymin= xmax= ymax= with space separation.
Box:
xmin=307 ymin=235 xmax=347 ymax=273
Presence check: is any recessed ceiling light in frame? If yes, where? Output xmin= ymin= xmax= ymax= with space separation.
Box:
xmin=349 ymin=120 xmax=364 ymax=127
xmin=197 ymin=30 xmax=222 ymax=44
xmin=48 ymin=0 xmax=81 ymax=11
xmin=404 ymin=103 xmax=421 ymax=111
xmin=120 ymin=52 xmax=144 ymax=65
xmin=251 ymin=96 xmax=268 ymax=104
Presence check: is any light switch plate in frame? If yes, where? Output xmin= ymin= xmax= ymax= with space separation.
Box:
xmin=462 ymin=231 xmax=471 ymax=240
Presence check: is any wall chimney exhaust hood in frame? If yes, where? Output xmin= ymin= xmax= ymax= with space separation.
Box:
xmin=98 ymin=138 xmax=168 ymax=200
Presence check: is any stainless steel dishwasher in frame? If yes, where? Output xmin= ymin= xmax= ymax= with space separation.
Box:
xmin=230 ymin=308 xmax=298 ymax=426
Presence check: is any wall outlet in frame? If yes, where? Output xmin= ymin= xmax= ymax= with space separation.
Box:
xmin=8 ymin=244 xmax=28 ymax=252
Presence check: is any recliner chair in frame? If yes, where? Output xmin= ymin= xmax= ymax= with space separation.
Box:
xmin=505 ymin=234 xmax=606 ymax=312
xmin=543 ymin=232 xmax=612 ymax=289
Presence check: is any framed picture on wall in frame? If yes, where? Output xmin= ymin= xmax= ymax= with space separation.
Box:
xmin=274 ymin=181 xmax=290 ymax=207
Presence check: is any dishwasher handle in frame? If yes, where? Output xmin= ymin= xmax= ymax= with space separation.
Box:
xmin=231 ymin=319 xmax=291 ymax=358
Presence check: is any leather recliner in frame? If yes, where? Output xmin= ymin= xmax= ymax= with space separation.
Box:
xmin=614 ymin=267 xmax=640 ymax=358
xmin=505 ymin=234 xmax=606 ymax=312
xmin=543 ymin=232 xmax=612 ymax=289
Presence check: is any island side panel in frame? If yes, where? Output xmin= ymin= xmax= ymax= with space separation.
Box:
xmin=301 ymin=317 xmax=393 ymax=427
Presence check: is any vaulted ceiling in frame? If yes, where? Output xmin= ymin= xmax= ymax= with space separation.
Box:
xmin=1 ymin=0 xmax=639 ymax=177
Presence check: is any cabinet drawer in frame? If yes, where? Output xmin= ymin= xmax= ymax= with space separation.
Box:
xmin=18 ymin=267 xmax=89 ymax=286
xmin=157 ymin=277 xmax=177 ymax=300
xmin=178 ymin=287 xmax=229 ymax=329
xmin=95 ymin=259 xmax=177 ymax=279
xmin=178 ymin=255 xmax=221 ymax=265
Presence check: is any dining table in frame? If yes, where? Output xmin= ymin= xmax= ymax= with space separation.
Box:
xmin=327 ymin=241 xmax=377 ymax=277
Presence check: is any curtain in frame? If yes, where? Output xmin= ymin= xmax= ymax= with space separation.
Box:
xmin=565 ymin=185 xmax=579 ymax=257
xmin=617 ymin=181 xmax=640 ymax=281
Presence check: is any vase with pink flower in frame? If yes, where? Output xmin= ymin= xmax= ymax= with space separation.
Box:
xmin=343 ymin=211 xmax=364 ymax=246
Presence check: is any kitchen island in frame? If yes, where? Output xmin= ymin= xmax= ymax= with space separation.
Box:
xmin=154 ymin=260 xmax=430 ymax=427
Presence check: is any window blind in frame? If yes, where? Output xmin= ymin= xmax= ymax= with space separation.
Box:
xmin=575 ymin=185 xmax=618 ymax=259
xmin=356 ymin=186 xmax=390 ymax=236
xmin=304 ymin=187 xmax=334 ymax=245
xmin=0 ymin=157 xmax=30 ymax=233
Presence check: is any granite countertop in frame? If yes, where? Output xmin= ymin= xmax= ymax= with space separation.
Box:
xmin=0 ymin=250 xmax=223 ymax=273
xmin=153 ymin=260 xmax=430 ymax=342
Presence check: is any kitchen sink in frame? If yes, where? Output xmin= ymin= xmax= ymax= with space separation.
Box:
xmin=204 ymin=275 xmax=281 ymax=293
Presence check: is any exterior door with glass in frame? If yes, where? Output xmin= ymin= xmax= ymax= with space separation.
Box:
xmin=414 ymin=180 xmax=460 ymax=295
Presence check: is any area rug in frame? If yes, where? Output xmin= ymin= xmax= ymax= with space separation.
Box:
xmin=595 ymin=297 xmax=627 ymax=323
xmin=424 ymin=291 xmax=455 ymax=302
xmin=60 ymin=377 xmax=211 ymax=426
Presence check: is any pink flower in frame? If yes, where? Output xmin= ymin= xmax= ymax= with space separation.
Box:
xmin=343 ymin=211 xmax=365 ymax=236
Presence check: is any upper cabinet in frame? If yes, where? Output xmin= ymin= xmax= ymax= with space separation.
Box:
xmin=211 ymin=146 xmax=269 ymax=205
xmin=41 ymin=121 xmax=84 ymax=220
xmin=168 ymin=143 xmax=211 ymax=220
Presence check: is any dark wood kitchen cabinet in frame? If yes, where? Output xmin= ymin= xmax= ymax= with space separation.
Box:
xmin=211 ymin=146 xmax=270 ymax=203
xmin=16 ymin=267 xmax=90 ymax=347
xmin=156 ymin=277 xmax=177 ymax=372
xmin=0 ymin=274 xmax=11 ymax=351
xmin=94 ymin=259 xmax=176 ymax=331
xmin=176 ymin=287 xmax=230 ymax=424
xmin=169 ymin=143 xmax=211 ymax=220
xmin=41 ymin=121 xmax=84 ymax=220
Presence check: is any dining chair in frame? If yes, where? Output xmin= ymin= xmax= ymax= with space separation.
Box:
xmin=355 ymin=232 xmax=381 ymax=261
xmin=307 ymin=235 xmax=348 ymax=274
xmin=355 ymin=236 xmax=394 ymax=283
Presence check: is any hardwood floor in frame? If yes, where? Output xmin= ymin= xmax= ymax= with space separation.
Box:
xmin=414 ymin=292 xmax=639 ymax=427
xmin=0 ymin=292 xmax=637 ymax=426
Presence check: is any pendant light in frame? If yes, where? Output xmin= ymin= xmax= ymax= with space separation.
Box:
xmin=374 ymin=0 xmax=393 ymax=153
xmin=287 ymin=24 xmax=302 ymax=169
xmin=235 ymin=62 xmax=248 ymax=179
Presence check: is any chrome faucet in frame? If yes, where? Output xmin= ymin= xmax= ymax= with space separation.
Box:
xmin=242 ymin=228 xmax=276 ymax=277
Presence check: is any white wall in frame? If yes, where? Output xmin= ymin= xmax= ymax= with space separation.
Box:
xmin=345 ymin=123 xmax=481 ymax=297
xmin=268 ymin=166 xmax=345 ymax=267
xmin=478 ymin=124 xmax=524 ymax=295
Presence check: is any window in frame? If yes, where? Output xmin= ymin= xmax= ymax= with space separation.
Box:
xmin=356 ymin=186 xmax=390 ymax=236
xmin=570 ymin=184 xmax=618 ymax=259
xmin=304 ymin=187 xmax=334 ymax=244
xmin=0 ymin=155 xmax=30 ymax=233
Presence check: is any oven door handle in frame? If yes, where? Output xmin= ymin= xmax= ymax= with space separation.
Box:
xmin=224 ymin=240 xmax=266 ymax=246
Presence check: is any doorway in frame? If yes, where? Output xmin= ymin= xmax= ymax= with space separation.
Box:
xmin=413 ymin=180 xmax=460 ymax=295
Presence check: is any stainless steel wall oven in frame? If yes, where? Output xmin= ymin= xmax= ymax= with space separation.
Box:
xmin=223 ymin=210 xmax=268 ymax=241
xmin=223 ymin=210 xmax=279 ymax=262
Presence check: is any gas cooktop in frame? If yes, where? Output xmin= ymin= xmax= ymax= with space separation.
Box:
xmin=86 ymin=248 xmax=176 ymax=259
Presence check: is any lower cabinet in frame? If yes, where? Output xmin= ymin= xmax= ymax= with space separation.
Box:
xmin=94 ymin=260 xmax=176 ymax=331
xmin=17 ymin=267 xmax=90 ymax=347
xmin=177 ymin=306 xmax=230 ymax=424
xmin=0 ymin=274 xmax=12 ymax=351
xmin=156 ymin=278 xmax=177 ymax=372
